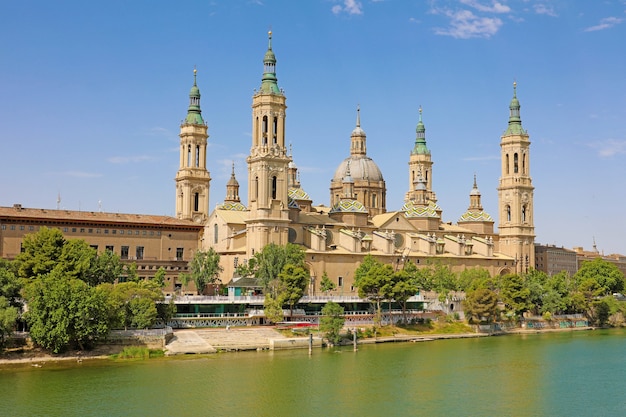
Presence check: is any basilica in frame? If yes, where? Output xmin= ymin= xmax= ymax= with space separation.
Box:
xmin=0 ymin=32 xmax=536 ymax=296
xmin=179 ymin=32 xmax=536 ymax=295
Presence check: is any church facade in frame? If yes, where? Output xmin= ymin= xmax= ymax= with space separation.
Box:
xmin=198 ymin=32 xmax=536 ymax=295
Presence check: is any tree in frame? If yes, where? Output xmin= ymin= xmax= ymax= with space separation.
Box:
xmin=0 ymin=261 xmax=20 ymax=346
xmin=0 ymin=297 xmax=18 ymax=347
xmin=106 ymin=281 xmax=163 ymax=330
xmin=320 ymin=301 xmax=345 ymax=345
xmin=153 ymin=267 xmax=166 ymax=288
xmin=85 ymin=249 xmax=124 ymax=286
xmin=15 ymin=227 xmax=66 ymax=279
xmin=189 ymin=248 xmax=223 ymax=295
xmin=278 ymin=264 xmax=309 ymax=318
xmin=387 ymin=269 xmax=418 ymax=324
xmin=320 ymin=271 xmax=336 ymax=294
xmin=23 ymin=271 xmax=110 ymax=353
xmin=499 ymin=273 xmax=530 ymax=319
xmin=574 ymin=258 xmax=624 ymax=297
xmin=458 ymin=267 xmax=492 ymax=292
xmin=463 ymin=288 xmax=499 ymax=324
xmin=253 ymin=243 xmax=306 ymax=291
xmin=355 ymin=260 xmax=393 ymax=326
xmin=264 ymin=295 xmax=284 ymax=324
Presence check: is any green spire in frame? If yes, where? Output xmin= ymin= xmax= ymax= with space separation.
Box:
xmin=504 ymin=81 xmax=526 ymax=136
xmin=412 ymin=106 xmax=430 ymax=155
xmin=259 ymin=31 xmax=282 ymax=95
xmin=185 ymin=68 xmax=204 ymax=125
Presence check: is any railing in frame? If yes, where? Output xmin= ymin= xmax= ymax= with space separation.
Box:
xmin=164 ymin=294 xmax=427 ymax=304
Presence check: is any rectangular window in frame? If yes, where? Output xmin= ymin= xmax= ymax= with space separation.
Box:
xmin=142 ymin=231 xmax=147 ymax=236
xmin=20 ymin=226 xmax=25 ymax=231
xmin=135 ymin=231 xmax=139 ymax=235
xmin=121 ymin=246 xmax=129 ymax=260
xmin=72 ymin=228 xmax=77 ymax=232
xmin=88 ymin=229 xmax=93 ymax=233
xmin=120 ymin=230 xmax=124 ymax=235
xmin=112 ymin=230 xmax=117 ymax=235
xmin=80 ymin=228 xmax=85 ymax=233
xmin=338 ymin=276 xmax=343 ymax=287
xmin=105 ymin=245 xmax=114 ymax=253
xmin=176 ymin=247 xmax=184 ymax=261
xmin=96 ymin=229 xmax=101 ymax=234
xmin=150 ymin=231 xmax=154 ymax=236
xmin=234 ymin=257 xmax=239 ymax=268
xmin=63 ymin=227 xmax=68 ymax=232
xmin=29 ymin=226 xmax=34 ymax=231
xmin=90 ymin=245 xmax=98 ymax=251
xmin=1 ymin=225 xmax=5 ymax=230
xmin=136 ymin=246 xmax=144 ymax=260
xmin=10 ymin=225 xmax=15 ymax=230
xmin=104 ymin=229 xmax=109 ymax=234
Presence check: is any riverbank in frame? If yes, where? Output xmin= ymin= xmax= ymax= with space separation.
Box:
xmin=0 ymin=325 xmax=598 ymax=366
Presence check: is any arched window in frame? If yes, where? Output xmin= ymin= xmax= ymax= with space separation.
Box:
xmin=506 ymin=154 xmax=510 ymax=174
xmin=194 ymin=192 xmax=199 ymax=212
xmin=522 ymin=153 xmax=527 ymax=175
xmin=254 ymin=176 xmax=259 ymax=201
xmin=271 ymin=176 xmax=277 ymax=200
xmin=187 ymin=145 xmax=192 ymax=167
xmin=522 ymin=205 xmax=527 ymax=222
xmin=272 ymin=117 xmax=278 ymax=144
xmin=514 ymin=153 xmax=519 ymax=174
xmin=213 ymin=223 xmax=218 ymax=244
xmin=372 ymin=193 xmax=377 ymax=207
xmin=262 ymin=116 xmax=268 ymax=145
xmin=195 ymin=145 xmax=200 ymax=167
xmin=506 ymin=205 xmax=511 ymax=222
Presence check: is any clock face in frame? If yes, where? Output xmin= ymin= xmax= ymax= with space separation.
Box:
xmin=193 ymin=214 xmax=203 ymax=223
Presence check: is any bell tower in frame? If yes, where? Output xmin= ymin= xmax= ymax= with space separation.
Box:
xmin=497 ymin=82 xmax=535 ymax=272
xmin=246 ymin=31 xmax=291 ymax=256
xmin=407 ymin=106 xmax=436 ymax=203
xmin=175 ymin=69 xmax=211 ymax=223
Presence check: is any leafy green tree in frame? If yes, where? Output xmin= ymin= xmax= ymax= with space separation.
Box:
xmin=56 ymin=239 xmax=96 ymax=280
xmin=592 ymin=298 xmax=611 ymax=326
xmin=320 ymin=301 xmax=345 ymax=345
xmin=320 ymin=271 xmax=336 ymax=294
xmin=264 ymin=295 xmax=284 ymax=324
xmin=252 ymin=243 xmax=306 ymax=291
xmin=15 ymin=227 xmax=66 ymax=279
xmin=458 ymin=267 xmax=492 ymax=291
xmin=499 ymin=273 xmax=530 ymax=319
xmin=355 ymin=260 xmax=393 ymax=326
xmin=189 ymin=248 xmax=223 ymax=295
xmin=0 ymin=297 xmax=18 ymax=347
xmin=23 ymin=271 xmax=110 ymax=353
xmin=387 ymin=269 xmax=418 ymax=324
xmin=463 ymin=288 xmax=499 ymax=324
xmin=0 ymin=259 xmax=21 ymax=306
xmin=153 ymin=267 xmax=166 ymax=288
xmin=278 ymin=264 xmax=309 ymax=317
xmin=574 ymin=258 xmax=624 ymax=296
xmin=86 ymin=249 xmax=124 ymax=286
xmin=124 ymin=262 xmax=140 ymax=283
xmin=524 ymin=270 xmax=548 ymax=315
xmin=105 ymin=282 xmax=163 ymax=330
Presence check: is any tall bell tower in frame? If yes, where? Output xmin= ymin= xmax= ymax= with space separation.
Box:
xmin=497 ymin=82 xmax=535 ymax=272
xmin=175 ymin=69 xmax=211 ymax=223
xmin=246 ymin=31 xmax=291 ymax=256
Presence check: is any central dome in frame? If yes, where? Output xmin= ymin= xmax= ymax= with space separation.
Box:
xmin=332 ymin=155 xmax=384 ymax=182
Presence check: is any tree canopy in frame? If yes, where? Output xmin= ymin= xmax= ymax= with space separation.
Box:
xmin=189 ymin=248 xmax=223 ymax=295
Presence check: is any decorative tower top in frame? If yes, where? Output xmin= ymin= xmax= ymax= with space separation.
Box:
xmin=469 ymin=174 xmax=483 ymax=210
xmin=504 ymin=81 xmax=526 ymax=136
xmin=259 ymin=30 xmax=282 ymax=95
xmin=350 ymin=105 xmax=367 ymax=156
xmin=412 ymin=106 xmax=430 ymax=155
xmin=185 ymin=68 xmax=205 ymax=125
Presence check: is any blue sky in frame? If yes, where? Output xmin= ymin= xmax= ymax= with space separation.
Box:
xmin=1 ymin=0 xmax=625 ymax=255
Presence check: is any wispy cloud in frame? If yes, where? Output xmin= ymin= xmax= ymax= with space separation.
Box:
xmin=332 ymin=0 xmax=363 ymax=16
xmin=107 ymin=155 xmax=156 ymax=164
xmin=584 ymin=17 xmax=624 ymax=32
xmin=533 ymin=4 xmax=557 ymax=17
xmin=459 ymin=0 xmax=510 ymax=14
xmin=434 ymin=9 xmax=503 ymax=39
xmin=146 ymin=126 xmax=172 ymax=137
xmin=590 ymin=139 xmax=626 ymax=157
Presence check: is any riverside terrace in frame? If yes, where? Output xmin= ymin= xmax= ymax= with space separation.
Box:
xmin=161 ymin=292 xmax=464 ymax=328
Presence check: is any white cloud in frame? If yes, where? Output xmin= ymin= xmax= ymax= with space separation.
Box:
xmin=434 ymin=9 xmax=503 ymax=39
xmin=107 ymin=155 xmax=155 ymax=164
xmin=590 ymin=139 xmax=626 ymax=157
xmin=584 ymin=17 xmax=624 ymax=32
xmin=459 ymin=0 xmax=511 ymax=14
xmin=533 ymin=4 xmax=557 ymax=17
xmin=332 ymin=0 xmax=363 ymax=15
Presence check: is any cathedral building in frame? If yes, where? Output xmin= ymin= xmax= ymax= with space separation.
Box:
xmin=204 ymin=32 xmax=535 ymax=295
xmin=0 ymin=32 xmax=536 ymax=296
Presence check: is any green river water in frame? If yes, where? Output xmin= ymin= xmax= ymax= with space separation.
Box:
xmin=1 ymin=328 xmax=626 ymax=417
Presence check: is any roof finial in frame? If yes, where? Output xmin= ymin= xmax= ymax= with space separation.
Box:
xmin=193 ymin=65 xmax=197 ymax=85
xmin=289 ymin=142 xmax=293 ymax=157
xmin=231 ymin=161 xmax=235 ymax=176
xmin=473 ymin=173 xmax=477 ymax=188
xmin=356 ymin=104 xmax=361 ymax=127
xmin=513 ymin=79 xmax=517 ymax=97
xmin=268 ymin=27 xmax=273 ymax=49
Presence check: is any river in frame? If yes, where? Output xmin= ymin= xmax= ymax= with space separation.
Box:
xmin=1 ymin=328 xmax=625 ymax=416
